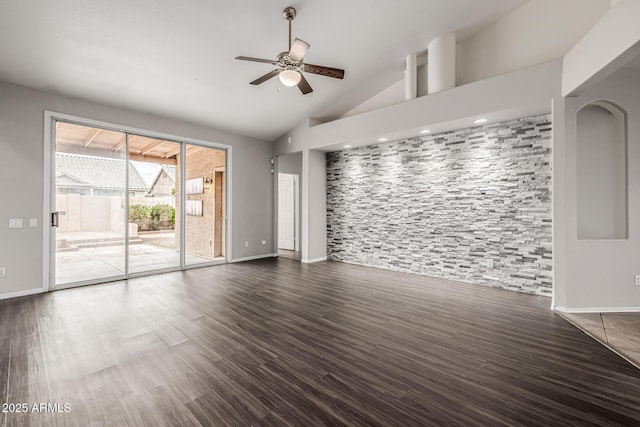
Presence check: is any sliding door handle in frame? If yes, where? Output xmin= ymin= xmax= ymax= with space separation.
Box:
xmin=51 ymin=212 xmax=59 ymax=227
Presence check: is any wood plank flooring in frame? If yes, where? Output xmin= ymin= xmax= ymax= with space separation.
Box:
xmin=1 ymin=258 xmax=640 ymax=426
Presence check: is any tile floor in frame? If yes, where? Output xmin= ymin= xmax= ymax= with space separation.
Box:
xmin=561 ymin=312 xmax=640 ymax=368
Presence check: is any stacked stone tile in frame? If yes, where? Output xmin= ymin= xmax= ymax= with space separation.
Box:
xmin=326 ymin=115 xmax=553 ymax=296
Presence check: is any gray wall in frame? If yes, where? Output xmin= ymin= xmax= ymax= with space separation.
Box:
xmin=576 ymin=103 xmax=627 ymax=239
xmin=278 ymin=152 xmax=302 ymax=175
xmin=326 ymin=115 xmax=553 ymax=296
xmin=274 ymin=60 xmax=561 ymax=155
xmin=304 ymin=150 xmax=327 ymax=262
xmin=557 ymin=68 xmax=640 ymax=310
xmin=0 ymin=82 xmax=274 ymax=298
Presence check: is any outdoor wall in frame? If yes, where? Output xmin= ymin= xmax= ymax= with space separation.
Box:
xmin=0 ymin=81 xmax=273 ymax=299
xmin=56 ymin=194 xmax=112 ymax=233
xmin=55 ymin=194 xmax=173 ymax=234
xmin=326 ymin=115 xmax=553 ymax=295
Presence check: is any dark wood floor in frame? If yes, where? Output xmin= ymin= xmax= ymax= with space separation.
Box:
xmin=1 ymin=259 xmax=640 ymax=426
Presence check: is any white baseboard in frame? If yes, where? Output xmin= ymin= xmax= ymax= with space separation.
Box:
xmin=301 ymin=257 xmax=327 ymax=264
xmin=554 ymin=306 xmax=640 ymax=313
xmin=0 ymin=288 xmax=45 ymax=301
xmin=230 ymin=253 xmax=277 ymax=263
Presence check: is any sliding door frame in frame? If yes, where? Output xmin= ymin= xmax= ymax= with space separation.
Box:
xmin=43 ymin=111 xmax=232 ymax=291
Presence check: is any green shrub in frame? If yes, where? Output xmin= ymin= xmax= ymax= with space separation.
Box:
xmin=129 ymin=204 xmax=150 ymax=223
xmin=129 ymin=204 xmax=175 ymax=231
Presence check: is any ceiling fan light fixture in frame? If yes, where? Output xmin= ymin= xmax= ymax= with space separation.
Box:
xmin=279 ymin=69 xmax=301 ymax=87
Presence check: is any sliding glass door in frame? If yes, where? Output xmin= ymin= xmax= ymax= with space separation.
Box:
xmin=51 ymin=119 xmax=227 ymax=289
xmin=184 ymin=144 xmax=227 ymax=266
xmin=54 ymin=123 xmax=128 ymax=286
xmin=128 ymin=136 xmax=181 ymax=274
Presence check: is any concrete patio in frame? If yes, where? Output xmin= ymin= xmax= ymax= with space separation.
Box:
xmin=56 ymin=231 xmax=222 ymax=285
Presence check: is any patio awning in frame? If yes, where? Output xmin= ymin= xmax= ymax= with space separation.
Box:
xmin=56 ymin=121 xmax=205 ymax=165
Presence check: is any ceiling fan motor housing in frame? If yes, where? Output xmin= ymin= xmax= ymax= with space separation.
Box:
xmin=277 ymin=51 xmax=300 ymax=67
xmin=282 ymin=7 xmax=296 ymax=21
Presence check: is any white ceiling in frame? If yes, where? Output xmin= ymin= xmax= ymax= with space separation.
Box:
xmin=0 ymin=0 xmax=527 ymax=141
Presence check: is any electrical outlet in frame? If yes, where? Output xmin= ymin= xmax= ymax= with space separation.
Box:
xmin=244 ymin=241 xmax=249 ymax=248
xmin=0 ymin=268 xmax=5 ymax=278
xmin=636 ymin=275 xmax=640 ymax=287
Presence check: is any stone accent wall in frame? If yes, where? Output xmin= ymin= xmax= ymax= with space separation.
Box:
xmin=326 ymin=115 xmax=553 ymax=296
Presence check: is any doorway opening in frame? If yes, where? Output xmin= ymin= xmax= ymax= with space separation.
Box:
xmin=278 ymin=172 xmax=300 ymax=260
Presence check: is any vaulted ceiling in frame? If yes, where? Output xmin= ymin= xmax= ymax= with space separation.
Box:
xmin=0 ymin=0 xmax=527 ymax=141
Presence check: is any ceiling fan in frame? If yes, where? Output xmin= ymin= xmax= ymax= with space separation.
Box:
xmin=235 ymin=6 xmax=345 ymax=95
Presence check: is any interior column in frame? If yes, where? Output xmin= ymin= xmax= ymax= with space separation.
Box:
xmin=428 ymin=33 xmax=456 ymax=94
xmin=301 ymin=149 xmax=327 ymax=263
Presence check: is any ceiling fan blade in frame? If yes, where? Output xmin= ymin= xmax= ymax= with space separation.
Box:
xmin=303 ymin=64 xmax=345 ymax=79
xmin=288 ymin=38 xmax=310 ymax=62
xmin=236 ymin=56 xmax=278 ymax=65
xmin=250 ymin=70 xmax=281 ymax=85
xmin=297 ymin=73 xmax=313 ymax=94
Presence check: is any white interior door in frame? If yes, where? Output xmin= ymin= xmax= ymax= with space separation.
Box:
xmin=278 ymin=173 xmax=295 ymax=250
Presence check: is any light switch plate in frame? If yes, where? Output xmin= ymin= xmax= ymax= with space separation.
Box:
xmin=30 ymin=218 xmax=38 ymax=228
xmin=0 ymin=268 xmax=5 ymax=278
xmin=9 ymin=219 xmax=23 ymax=229
xmin=635 ymin=275 xmax=640 ymax=287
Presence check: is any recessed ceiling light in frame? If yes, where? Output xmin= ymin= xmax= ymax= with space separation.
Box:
xmin=420 ymin=129 xmax=431 ymax=134
xmin=377 ymin=137 xmax=388 ymax=142
xmin=473 ymin=118 xmax=488 ymax=124
xmin=343 ymin=145 xmax=352 ymax=148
